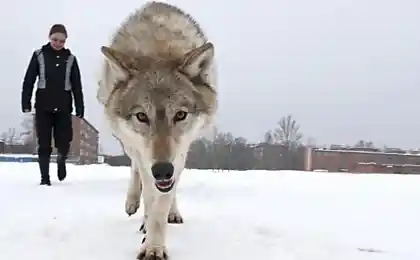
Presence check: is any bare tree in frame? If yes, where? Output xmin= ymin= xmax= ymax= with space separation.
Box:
xmin=98 ymin=144 xmax=104 ymax=155
xmin=0 ymin=132 xmax=7 ymax=143
xmin=263 ymin=130 xmax=274 ymax=144
xmin=4 ymin=128 xmax=18 ymax=145
xmin=305 ymin=136 xmax=317 ymax=148
xmin=274 ymin=114 xmax=303 ymax=149
xmin=354 ymin=140 xmax=375 ymax=149
xmin=19 ymin=113 xmax=35 ymax=145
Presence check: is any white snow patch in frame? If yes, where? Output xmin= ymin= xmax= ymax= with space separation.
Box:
xmin=0 ymin=163 xmax=419 ymax=260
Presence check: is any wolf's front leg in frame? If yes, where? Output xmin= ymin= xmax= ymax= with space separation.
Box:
xmin=140 ymin=191 xmax=181 ymax=233
xmin=139 ymin=182 xmax=155 ymax=234
xmin=125 ymin=163 xmax=142 ymax=216
xmin=168 ymin=194 xmax=183 ymax=224
xmin=137 ymin=192 xmax=173 ymax=260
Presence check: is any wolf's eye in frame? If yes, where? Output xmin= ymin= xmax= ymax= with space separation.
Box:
xmin=135 ymin=112 xmax=149 ymax=124
xmin=173 ymin=110 xmax=188 ymax=123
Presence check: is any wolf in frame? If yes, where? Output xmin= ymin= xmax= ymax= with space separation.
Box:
xmin=97 ymin=1 xmax=217 ymax=259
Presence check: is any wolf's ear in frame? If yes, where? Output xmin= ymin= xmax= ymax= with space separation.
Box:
xmin=179 ymin=42 xmax=214 ymax=79
xmin=101 ymin=46 xmax=139 ymax=78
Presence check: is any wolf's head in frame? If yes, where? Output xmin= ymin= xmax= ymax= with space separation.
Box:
xmin=101 ymin=43 xmax=217 ymax=193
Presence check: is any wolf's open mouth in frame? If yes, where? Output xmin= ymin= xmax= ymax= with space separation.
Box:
xmin=155 ymin=177 xmax=175 ymax=193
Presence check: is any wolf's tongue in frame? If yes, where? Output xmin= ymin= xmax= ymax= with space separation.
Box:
xmin=157 ymin=180 xmax=171 ymax=186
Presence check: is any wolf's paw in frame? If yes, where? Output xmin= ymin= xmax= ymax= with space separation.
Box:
xmin=137 ymin=245 xmax=168 ymax=260
xmin=125 ymin=195 xmax=140 ymax=216
xmin=168 ymin=211 xmax=183 ymax=224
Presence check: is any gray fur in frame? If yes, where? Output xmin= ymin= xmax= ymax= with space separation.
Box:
xmin=97 ymin=1 xmax=217 ymax=105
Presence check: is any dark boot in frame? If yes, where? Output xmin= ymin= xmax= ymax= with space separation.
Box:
xmin=40 ymin=178 xmax=51 ymax=186
xmin=57 ymin=153 xmax=67 ymax=181
xmin=38 ymin=156 xmax=51 ymax=186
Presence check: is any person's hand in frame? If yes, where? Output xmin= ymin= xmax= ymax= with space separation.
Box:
xmin=21 ymin=110 xmax=33 ymax=124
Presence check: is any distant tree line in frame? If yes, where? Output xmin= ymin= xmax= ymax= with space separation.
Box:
xmin=104 ymin=113 xmax=418 ymax=170
xmin=105 ymin=114 xmax=308 ymax=170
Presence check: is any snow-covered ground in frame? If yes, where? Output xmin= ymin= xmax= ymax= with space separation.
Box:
xmin=0 ymin=162 xmax=419 ymax=260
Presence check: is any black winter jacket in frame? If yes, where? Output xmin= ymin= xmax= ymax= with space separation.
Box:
xmin=21 ymin=43 xmax=84 ymax=116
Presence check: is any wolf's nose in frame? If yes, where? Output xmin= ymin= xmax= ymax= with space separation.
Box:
xmin=151 ymin=162 xmax=174 ymax=180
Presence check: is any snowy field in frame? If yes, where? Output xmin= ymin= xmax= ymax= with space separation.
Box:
xmin=0 ymin=162 xmax=419 ymax=260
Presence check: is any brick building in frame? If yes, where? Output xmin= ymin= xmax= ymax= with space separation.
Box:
xmin=32 ymin=114 xmax=99 ymax=164
xmin=253 ymin=143 xmax=306 ymax=170
xmin=305 ymin=148 xmax=420 ymax=174
xmin=68 ymin=116 xmax=99 ymax=164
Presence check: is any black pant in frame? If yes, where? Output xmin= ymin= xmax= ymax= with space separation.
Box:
xmin=35 ymin=109 xmax=73 ymax=158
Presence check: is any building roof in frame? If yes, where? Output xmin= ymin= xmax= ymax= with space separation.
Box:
xmin=314 ymin=148 xmax=420 ymax=157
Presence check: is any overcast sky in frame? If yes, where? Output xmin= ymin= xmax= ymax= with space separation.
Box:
xmin=1 ymin=0 xmax=419 ymax=154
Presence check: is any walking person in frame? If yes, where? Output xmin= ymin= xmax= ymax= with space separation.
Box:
xmin=21 ymin=24 xmax=85 ymax=186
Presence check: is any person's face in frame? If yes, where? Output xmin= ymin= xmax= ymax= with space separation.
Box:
xmin=49 ymin=33 xmax=66 ymax=50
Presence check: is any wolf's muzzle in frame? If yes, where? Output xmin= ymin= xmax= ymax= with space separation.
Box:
xmin=151 ymin=162 xmax=175 ymax=193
